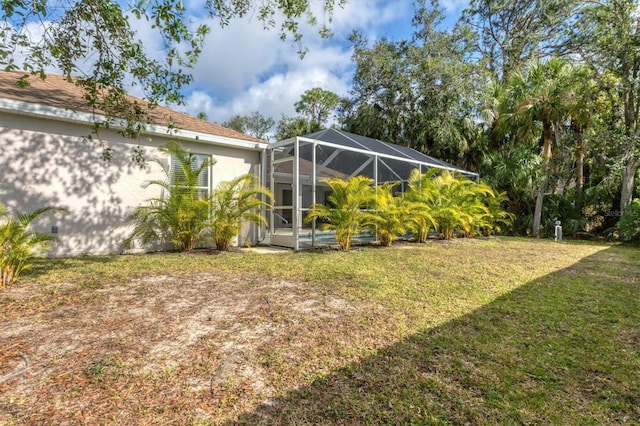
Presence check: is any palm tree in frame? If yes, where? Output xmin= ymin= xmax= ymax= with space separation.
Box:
xmin=208 ymin=174 xmax=273 ymax=251
xmin=1 ymin=204 xmax=65 ymax=287
xmin=362 ymin=183 xmax=410 ymax=247
xmin=509 ymin=57 xmax=576 ymax=237
xmin=567 ymin=66 xmax=608 ymax=207
xmin=125 ymin=142 xmax=214 ymax=252
xmin=306 ymin=176 xmax=375 ymax=251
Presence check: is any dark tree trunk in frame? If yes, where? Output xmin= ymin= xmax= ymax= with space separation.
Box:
xmin=532 ymin=121 xmax=553 ymax=237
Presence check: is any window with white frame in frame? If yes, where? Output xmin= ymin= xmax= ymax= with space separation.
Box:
xmin=169 ymin=152 xmax=211 ymax=199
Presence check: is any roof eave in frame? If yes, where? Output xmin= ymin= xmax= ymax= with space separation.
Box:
xmin=0 ymin=97 xmax=267 ymax=152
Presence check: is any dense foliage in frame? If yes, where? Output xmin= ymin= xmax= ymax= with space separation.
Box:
xmin=307 ymin=171 xmax=511 ymax=249
xmin=362 ymin=183 xmax=411 ymax=247
xmin=221 ymin=111 xmax=275 ymax=141
xmin=126 ymin=143 xmax=272 ymax=252
xmin=1 ymin=0 xmax=344 ymax=163
xmin=617 ymin=199 xmax=640 ymax=242
xmin=336 ymin=0 xmax=640 ymax=239
xmin=275 ymin=87 xmax=341 ymax=140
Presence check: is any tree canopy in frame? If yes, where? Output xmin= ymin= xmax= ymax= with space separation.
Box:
xmin=276 ymin=87 xmax=341 ymax=140
xmin=221 ymin=111 xmax=275 ymax=141
xmin=1 ymin=0 xmax=345 ymax=142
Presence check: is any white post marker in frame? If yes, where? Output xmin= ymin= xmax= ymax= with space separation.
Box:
xmin=555 ymin=220 xmax=563 ymax=242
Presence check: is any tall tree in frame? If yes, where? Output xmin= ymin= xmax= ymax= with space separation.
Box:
xmin=294 ymin=87 xmax=340 ymax=128
xmin=508 ymin=58 xmax=576 ymax=237
xmin=274 ymin=115 xmax=321 ymax=140
xmin=461 ymin=0 xmax=577 ymax=82
xmin=275 ymin=88 xmax=340 ymax=140
xmin=566 ymin=66 xmax=613 ymax=206
xmin=221 ymin=111 xmax=275 ymax=141
xmin=568 ymin=0 xmax=640 ymax=214
xmin=0 ymin=0 xmax=346 ymax=159
xmin=341 ymin=0 xmax=478 ymax=168
xmin=339 ymin=34 xmax=410 ymax=145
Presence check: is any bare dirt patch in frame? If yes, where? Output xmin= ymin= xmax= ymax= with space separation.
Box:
xmin=0 ymin=270 xmax=388 ymax=425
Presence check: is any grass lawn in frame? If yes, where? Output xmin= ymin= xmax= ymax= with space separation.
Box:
xmin=1 ymin=238 xmax=639 ymax=424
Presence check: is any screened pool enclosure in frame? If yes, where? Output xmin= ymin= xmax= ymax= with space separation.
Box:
xmin=266 ymin=129 xmax=478 ymax=249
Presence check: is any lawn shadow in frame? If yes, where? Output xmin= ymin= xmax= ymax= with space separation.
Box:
xmin=232 ymin=245 xmax=640 ymax=425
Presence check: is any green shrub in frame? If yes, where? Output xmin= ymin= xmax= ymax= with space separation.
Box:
xmin=125 ymin=142 xmax=213 ymax=252
xmin=126 ymin=142 xmax=272 ymax=252
xmin=477 ymin=190 xmax=515 ymax=237
xmin=208 ymin=174 xmax=273 ymax=251
xmin=420 ymin=170 xmax=492 ymax=240
xmin=406 ymin=169 xmax=438 ymax=242
xmin=617 ymin=199 xmax=640 ymax=242
xmin=306 ymin=176 xmax=376 ymax=251
xmin=0 ymin=204 xmax=65 ymax=287
xmin=362 ymin=183 xmax=411 ymax=247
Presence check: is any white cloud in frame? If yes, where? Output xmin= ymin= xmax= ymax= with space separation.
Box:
xmin=440 ymin=0 xmax=470 ymax=13
xmin=328 ymin=0 xmax=412 ymax=39
xmin=187 ymin=65 xmax=349 ymax=123
xmin=174 ymin=0 xmax=415 ymax=129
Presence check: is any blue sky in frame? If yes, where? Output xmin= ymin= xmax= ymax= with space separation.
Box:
xmin=166 ymin=0 xmax=469 ymax=127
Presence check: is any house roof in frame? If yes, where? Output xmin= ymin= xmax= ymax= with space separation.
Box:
xmin=0 ymin=71 xmax=266 ymax=145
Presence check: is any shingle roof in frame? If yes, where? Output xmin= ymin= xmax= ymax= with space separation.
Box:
xmin=0 ymin=71 xmax=266 ymax=144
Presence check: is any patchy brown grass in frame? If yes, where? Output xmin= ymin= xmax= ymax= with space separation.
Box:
xmin=1 ymin=238 xmax=639 ymax=425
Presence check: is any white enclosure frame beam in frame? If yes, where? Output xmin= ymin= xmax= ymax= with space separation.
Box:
xmin=293 ymin=137 xmax=300 ymax=251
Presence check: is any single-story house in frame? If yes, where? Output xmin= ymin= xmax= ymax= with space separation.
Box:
xmin=0 ymin=71 xmax=267 ymax=256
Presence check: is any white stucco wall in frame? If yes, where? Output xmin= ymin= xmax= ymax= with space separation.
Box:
xmin=0 ymin=111 xmax=262 ymax=256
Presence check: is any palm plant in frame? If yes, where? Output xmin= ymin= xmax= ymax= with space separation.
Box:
xmin=362 ymin=183 xmax=410 ymax=246
xmin=509 ymin=58 xmax=576 ymax=237
xmin=475 ymin=189 xmax=515 ymax=237
xmin=0 ymin=204 xmax=65 ymax=287
xmin=208 ymin=174 xmax=273 ymax=251
xmin=125 ymin=142 xmax=214 ymax=252
xmin=306 ymin=176 xmax=375 ymax=251
xmin=429 ymin=171 xmax=492 ymax=240
xmin=406 ymin=168 xmax=438 ymax=242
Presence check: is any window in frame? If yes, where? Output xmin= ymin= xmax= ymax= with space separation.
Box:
xmin=169 ymin=153 xmax=211 ymax=199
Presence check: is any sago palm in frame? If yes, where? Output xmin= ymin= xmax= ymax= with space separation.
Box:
xmin=306 ymin=176 xmax=375 ymax=251
xmin=125 ymin=142 xmax=214 ymax=252
xmin=208 ymin=174 xmax=273 ymax=251
xmin=0 ymin=204 xmax=65 ymax=287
